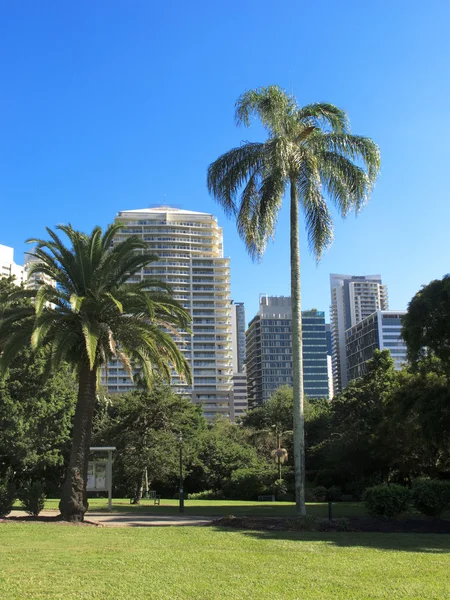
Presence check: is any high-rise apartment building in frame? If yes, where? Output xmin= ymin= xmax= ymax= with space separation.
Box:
xmin=232 ymin=372 xmax=248 ymax=419
xmin=330 ymin=274 xmax=388 ymax=394
xmin=0 ymin=244 xmax=25 ymax=284
xmin=346 ymin=310 xmax=407 ymax=381
xmin=24 ymin=253 xmax=57 ymax=291
xmin=246 ymin=296 xmax=329 ymax=407
xmin=103 ymin=207 xmax=234 ymax=420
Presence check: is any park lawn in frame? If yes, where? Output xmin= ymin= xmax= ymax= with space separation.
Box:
xmin=0 ymin=524 xmax=449 ymax=600
xmin=21 ymin=498 xmax=369 ymax=518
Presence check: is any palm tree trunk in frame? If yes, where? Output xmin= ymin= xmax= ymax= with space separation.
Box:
xmin=290 ymin=180 xmax=306 ymax=516
xmin=59 ymin=363 xmax=97 ymax=522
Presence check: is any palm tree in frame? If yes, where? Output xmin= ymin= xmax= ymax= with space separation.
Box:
xmin=207 ymin=85 xmax=380 ymax=515
xmin=0 ymin=224 xmax=191 ymax=521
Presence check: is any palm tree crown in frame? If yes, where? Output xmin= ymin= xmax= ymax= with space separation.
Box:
xmin=0 ymin=223 xmax=191 ymax=383
xmin=208 ymin=85 xmax=380 ymax=260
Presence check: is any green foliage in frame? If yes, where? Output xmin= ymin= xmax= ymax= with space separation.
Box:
xmin=411 ymin=480 xmax=450 ymax=517
xmin=187 ymin=490 xmax=225 ymax=500
xmin=93 ymin=383 xmax=206 ymax=498
xmin=0 ymin=473 xmax=16 ymax=517
xmin=223 ymin=467 xmax=277 ymax=500
xmin=327 ymin=486 xmax=343 ymax=502
xmin=363 ymin=484 xmax=411 ymax=518
xmin=272 ymin=478 xmax=287 ymax=497
xmin=312 ymin=486 xmax=328 ymax=502
xmin=337 ymin=517 xmax=351 ymax=531
xmin=18 ymin=481 xmax=46 ymax=516
xmin=0 ymin=347 xmax=76 ymax=482
xmin=402 ymin=275 xmax=450 ymax=372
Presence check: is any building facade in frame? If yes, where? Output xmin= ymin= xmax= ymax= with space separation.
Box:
xmin=231 ymin=301 xmax=246 ymax=373
xmin=330 ymin=274 xmax=388 ymax=394
xmin=246 ymin=296 xmax=329 ymax=407
xmin=232 ymin=372 xmax=248 ymax=419
xmin=103 ymin=206 xmax=234 ymax=420
xmin=346 ymin=310 xmax=407 ymax=381
xmin=0 ymin=244 xmax=25 ymax=284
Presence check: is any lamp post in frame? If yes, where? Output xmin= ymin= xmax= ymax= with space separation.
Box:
xmin=179 ymin=432 xmax=184 ymax=513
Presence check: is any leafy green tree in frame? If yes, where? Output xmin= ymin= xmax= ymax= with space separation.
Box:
xmin=402 ymin=275 xmax=450 ymax=373
xmin=0 ymin=349 xmax=76 ymax=485
xmin=0 ymin=224 xmax=191 ymax=521
xmin=208 ymin=85 xmax=380 ymax=514
xmin=94 ymin=383 xmax=205 ymax=502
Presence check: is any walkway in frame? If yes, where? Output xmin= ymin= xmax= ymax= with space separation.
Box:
xmin=10 ymin=509 xmax=213 ymax=527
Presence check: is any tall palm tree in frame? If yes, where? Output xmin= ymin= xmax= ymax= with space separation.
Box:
xmin=0 ymin=224 xmax=191 ymax=521
xmin=207 ymin=85 xmax=380 ymax=515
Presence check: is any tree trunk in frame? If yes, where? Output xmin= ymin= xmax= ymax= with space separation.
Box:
xmin=134 ymin=473 xmax=144 ymax=505
xmin=59 ymin=363 xmax=97 ymax=522
xmin=290 ymin=181 xmax=306 ymax=515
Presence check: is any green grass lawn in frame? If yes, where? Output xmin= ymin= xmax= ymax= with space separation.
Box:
xmin=17 ymin=497 xmax=370 ymax=518
xmin=0 ymin=524 xmax=448 ymax=599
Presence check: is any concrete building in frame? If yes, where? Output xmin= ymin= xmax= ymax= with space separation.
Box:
xmin=231 ymin=301 xmax=246 ymax=373
xmin=0 ymin=244 xmax=25 ymax=284
xmin=246 ymin=296 xmax=329 ymax=407
xmin=232 ymin=372 xmax=248 ymax=419
xmin=330 ymin=274 xmax=388 ymax=394
xmin=102 ymin=206 xmax=234 ymax=420
xmin=346 ymin=310 xmax=407 ymax=381
xmin=24 ymin=253 xmax=57 ymax=291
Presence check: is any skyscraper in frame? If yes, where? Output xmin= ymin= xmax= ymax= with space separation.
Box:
xmin=346 ymin=310 xmax=407 ymax=381
xmin=246 ymin=296 xmax=329 ymax=407
xmin=330 ymin=274 xmax=388 ymax=394
xmin=103 ymin=207 xmax=234 ymax=420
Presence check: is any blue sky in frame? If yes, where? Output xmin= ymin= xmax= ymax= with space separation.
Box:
xmin=1 ymin=0 xmax=449 ymax=324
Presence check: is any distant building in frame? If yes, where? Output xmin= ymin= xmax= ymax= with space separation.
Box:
xmin=24 ymin=253 xmax=57 ymax=290
xmin=102 ymin=206 xmax=234 ymax=421
xmin=0 ymin=244 xmax=25 ymax=285
xmin=330 ymin=274 xmax=388 ymax=393
xmin=231 ymin=301 xmax=246 ymax=373
xmin=246 ymin=296 xmax=329 ymax=407
xmin=346 ymin=310 xmax=407 ymax=381
xmin=232 ymin=372 xmax=248 ymax=419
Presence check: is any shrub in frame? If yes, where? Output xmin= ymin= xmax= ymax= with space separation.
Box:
xmin=412 ymin=480 xmax=450 ymax=518
xmin=363 ymin=484 xmax=411 ymax=518
xmin=327 ymin=486 xmax=343 ymax=502
xmin=277 ymin=492 xmax=295 ymax=502
xmin=0 ymin=475 xmax=16 ymax=517
xmin=337 ymin=517 xmax=350 ymax=531
xmin=187 ymin=489 xmax=225 ymax=500
xmin=223 ymin=467 xmax=277 ymax=500
xmin=18 ymin=481 xmax=46 ymax=516
xmin=272 ymin=479 xmax=287 ymax=498
xmin=312 ymin=486 xmax=328 ymax=502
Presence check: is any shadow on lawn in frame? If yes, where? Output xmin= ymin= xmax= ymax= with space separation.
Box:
xmin=210 ymin=526 xmax=450 ymax=554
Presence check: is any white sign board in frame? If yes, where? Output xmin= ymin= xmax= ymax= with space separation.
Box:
xmin=87 ymin=461 xmax=108 ymax=492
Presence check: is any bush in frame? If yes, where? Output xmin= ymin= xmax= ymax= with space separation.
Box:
xmin=364 ymin=484 xmax=411 ymax=518
xmin=277 ymin=492 xmax=295 ymax=502
xmin=412 ymin=480 xmax=450 ymax=518
xmin=187 ymin=489 xmax=225 ymax=500
xmin=327 ymin=486 xmax=343 ymax=502
xmin=272 ymin=479 xmax=287 ymax=498
xmin=18 ymin=481 xmax=46 ymax=516
xmin=223 ymin=467 xmax=277 ymax=500
xmin=0 ymin=475 xmax=16 ymax=517
xmin=312 ymin=486 xmax=328 ymax=502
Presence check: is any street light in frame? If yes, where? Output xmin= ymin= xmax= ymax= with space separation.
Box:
xmin=179 ymin=432 xmax=184 ymax=513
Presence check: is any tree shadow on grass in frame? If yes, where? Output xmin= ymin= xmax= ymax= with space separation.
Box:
xmin=210 ymin=526 xmax=450 ymax=554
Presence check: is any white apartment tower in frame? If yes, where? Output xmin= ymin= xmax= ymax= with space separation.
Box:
xmin=330 ymin=274 xmax=388 ymax=394
xmin=106 ymin=207 xmax=234 ymax=420
xmin=0 ymin=244 xmax=25 ymax=284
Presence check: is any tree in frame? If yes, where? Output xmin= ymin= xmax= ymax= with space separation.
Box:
xmin=208 ymin=86 xmax=380 ymax=513
xmin=402 ymin=275 xmax=450 ymax=374
xmin=0 ymin=224 xmax=191 ymax=521
xmin=93 ymin=383 xmax=205 ymax=502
